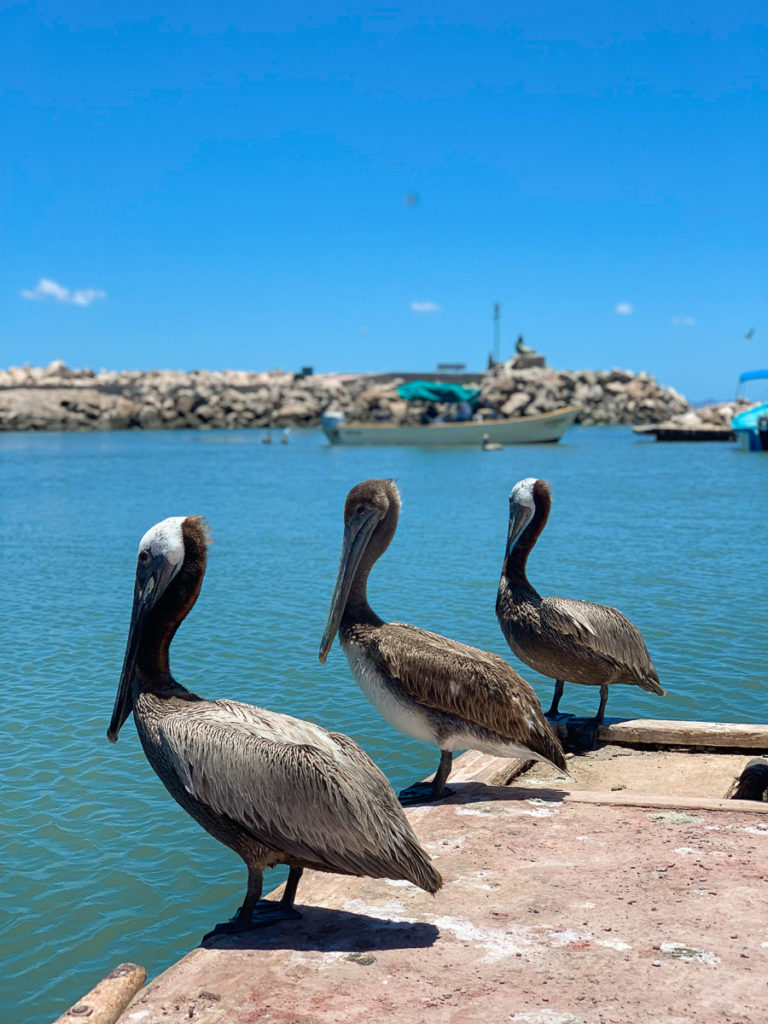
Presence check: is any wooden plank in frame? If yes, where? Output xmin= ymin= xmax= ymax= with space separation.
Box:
xmin=53 ymin=963 xmax=146 ymax=1024
xmin=450 ymin=748 xmax=533 ymax=786
xmin=598 ymin=718 xmax=768 ymax=750
xmin=561 ymin=789 xmax=768 ymax=814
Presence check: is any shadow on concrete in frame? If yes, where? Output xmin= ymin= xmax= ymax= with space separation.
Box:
xmin=438 ymin=781 xmax=570 ymax=806
xmin=198 ymin=905 xmax=440 ymax=953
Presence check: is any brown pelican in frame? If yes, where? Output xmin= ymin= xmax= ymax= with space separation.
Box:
xmin=496 ymin=478 xmax=664 ymax=747
xmin=319 ymin=479 xmax=567 ymax=804
xmin=108 ymin=516 xmax=441 ymax=936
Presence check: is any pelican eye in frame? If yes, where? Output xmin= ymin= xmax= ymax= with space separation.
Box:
xmin=356 ymin=504 xmax=367 ymax=515
xmin=138 ymin=550 xmax=151 ymax=565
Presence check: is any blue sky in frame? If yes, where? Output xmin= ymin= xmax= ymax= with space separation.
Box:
xmin=2 ymin=3 xmax=766 ymax=400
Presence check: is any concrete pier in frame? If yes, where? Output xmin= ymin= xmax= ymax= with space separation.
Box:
xmin=112 ymin=728 xmax=768 ymax=1024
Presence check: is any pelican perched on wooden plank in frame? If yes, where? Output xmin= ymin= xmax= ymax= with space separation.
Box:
xmin=108 ymin=516 xmax=441 ymax=936
xmin=319 ymin=479 xmax=567 ymax=804
xmin=496 ymin=478 xmax=664 ymax=748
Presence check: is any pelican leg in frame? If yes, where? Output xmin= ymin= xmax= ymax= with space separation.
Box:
xmin=398 ymin=750 xmax=455 ymax=805
xmin=279 ymin=865 xmax=303 ymax=910
xmin=594 ymin=683 xmax=609 ymax=725
xmin=567 ymin=684 xmax=609 ymax=750
xmin=545 ymin=680 xmax=565 ymax=718
xmin=201 ymin=865 xmax=302 ymax=942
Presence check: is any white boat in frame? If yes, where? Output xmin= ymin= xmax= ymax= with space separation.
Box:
xmin=322 ymin=405 xmax=581 ymax=446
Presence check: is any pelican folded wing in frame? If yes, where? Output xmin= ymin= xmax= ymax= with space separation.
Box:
xmin=540 ymin=597 xmax=663 ymax=692
xmin=158 ymin=700 xmax=441 ymax=884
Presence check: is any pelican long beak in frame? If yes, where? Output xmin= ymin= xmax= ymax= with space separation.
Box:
xmin=319 ymin=509 xmax=380 ymax=662
xmin=107 ymin=553 xmax=175 ymax=742
xmin=506 ymin=502 xmax=533 ymax=558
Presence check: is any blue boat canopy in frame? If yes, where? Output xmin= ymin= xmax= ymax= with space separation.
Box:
xmin=397 ymin=380 xmax=481 ymax=404
xmin=739 ymin=370 xmax=768 ymax=383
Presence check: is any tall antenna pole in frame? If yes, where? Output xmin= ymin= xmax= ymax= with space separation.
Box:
xmin=493 ymin=302 xmax=500 ymax=365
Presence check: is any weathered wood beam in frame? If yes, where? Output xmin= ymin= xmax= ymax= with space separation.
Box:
xmin=52 ymin=963 xmax=146 ymax=1024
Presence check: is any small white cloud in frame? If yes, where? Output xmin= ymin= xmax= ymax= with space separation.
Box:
xmin=21 ymin=278 xmax=106 ymax=306
xmin=410 ymin=300 xmax=440 ymax=314
xmin=670 ymin=316 xmax=696 ymax=327
xmin=615 ymin=302 xmax=634 ymax=316
xmin=70 ymin=288 xmax=106 ymax=306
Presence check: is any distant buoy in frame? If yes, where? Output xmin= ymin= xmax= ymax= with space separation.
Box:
xmin=481 ymin=433 xmax=502 ymax=451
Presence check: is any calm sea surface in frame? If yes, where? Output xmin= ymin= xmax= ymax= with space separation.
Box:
xmin=1 ymin=425 xmax=766 ymax=1023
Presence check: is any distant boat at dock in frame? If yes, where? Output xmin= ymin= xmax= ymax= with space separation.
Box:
xmin=322 ymin=405 xmax=580 ymax=446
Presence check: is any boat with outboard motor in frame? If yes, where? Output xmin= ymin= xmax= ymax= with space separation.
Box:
xmin=731 ymin=370 xmax=768 ymax=452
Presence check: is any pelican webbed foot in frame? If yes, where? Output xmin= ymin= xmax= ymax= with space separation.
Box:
xmin=565 ymin=685 xmax=609 ymax=751
xmin=201 ymin=865 xmax=304 ymax=942
xmin=398 ymin=750 xmax=454 ymax=805
xmin=565 ymin=717 xmax=601 ymax=751
xmin=398 ymin=781 xmax=456 ymax=806
xmin=201 ymin=900 xmax=302 ymax=942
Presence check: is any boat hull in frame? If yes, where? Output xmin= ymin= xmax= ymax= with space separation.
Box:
xmin=322 ymin=406 xmax=580 ymax=446
xmin=731 ymin=402 xmax=768 ymax=452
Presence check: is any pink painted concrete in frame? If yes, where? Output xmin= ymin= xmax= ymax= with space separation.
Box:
xmin=122 ymin=758 xmax=768 ymax=1024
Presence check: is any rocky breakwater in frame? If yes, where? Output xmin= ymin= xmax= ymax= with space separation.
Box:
xmin=0 ymin=362 xmax=358 ymax=432
xmin=479 ymin=357 xmax=690 ymax=425
xmin=0 ymin=358 xmax=693 ymax=432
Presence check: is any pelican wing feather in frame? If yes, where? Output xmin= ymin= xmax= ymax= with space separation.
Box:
xmin=366 ymin=622 xmax=565 ymax=763
xmin=158 ymin=699 xmax=441 ymax=890
xmin=540 ymin=597 xmax=663 ymax=693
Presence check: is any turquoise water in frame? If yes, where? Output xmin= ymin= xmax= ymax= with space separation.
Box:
xmin=1 ymin=426 xmax=766 ymax=1023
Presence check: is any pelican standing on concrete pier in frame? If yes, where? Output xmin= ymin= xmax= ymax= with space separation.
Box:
xmin=319 ymin=479 xmax=567 ymax=804
xmin=496 ymin=478 xmax=664 ymax=747
xmin=108 ymin=516 xmax=441 ymax=936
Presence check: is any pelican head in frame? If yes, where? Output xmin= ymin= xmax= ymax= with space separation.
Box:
xmin=108 ymin=516 xmax=203 ymax=742
xmin=506 ymin=477 xmax=549 ymax=556
xmin=319 ymin=479 xmax=399 ymax=663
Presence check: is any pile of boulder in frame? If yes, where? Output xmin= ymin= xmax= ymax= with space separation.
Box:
xmin=0 ymin=363 xmax=346 ymax=432
xmin=0 ymin=357 xmax=696 ymax=432
xmin=479 ymin=358 xmax=690 ymax=425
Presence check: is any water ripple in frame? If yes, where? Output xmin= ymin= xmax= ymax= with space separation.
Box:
xmin=1 ymin=426 xmax=766 ymax=1023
